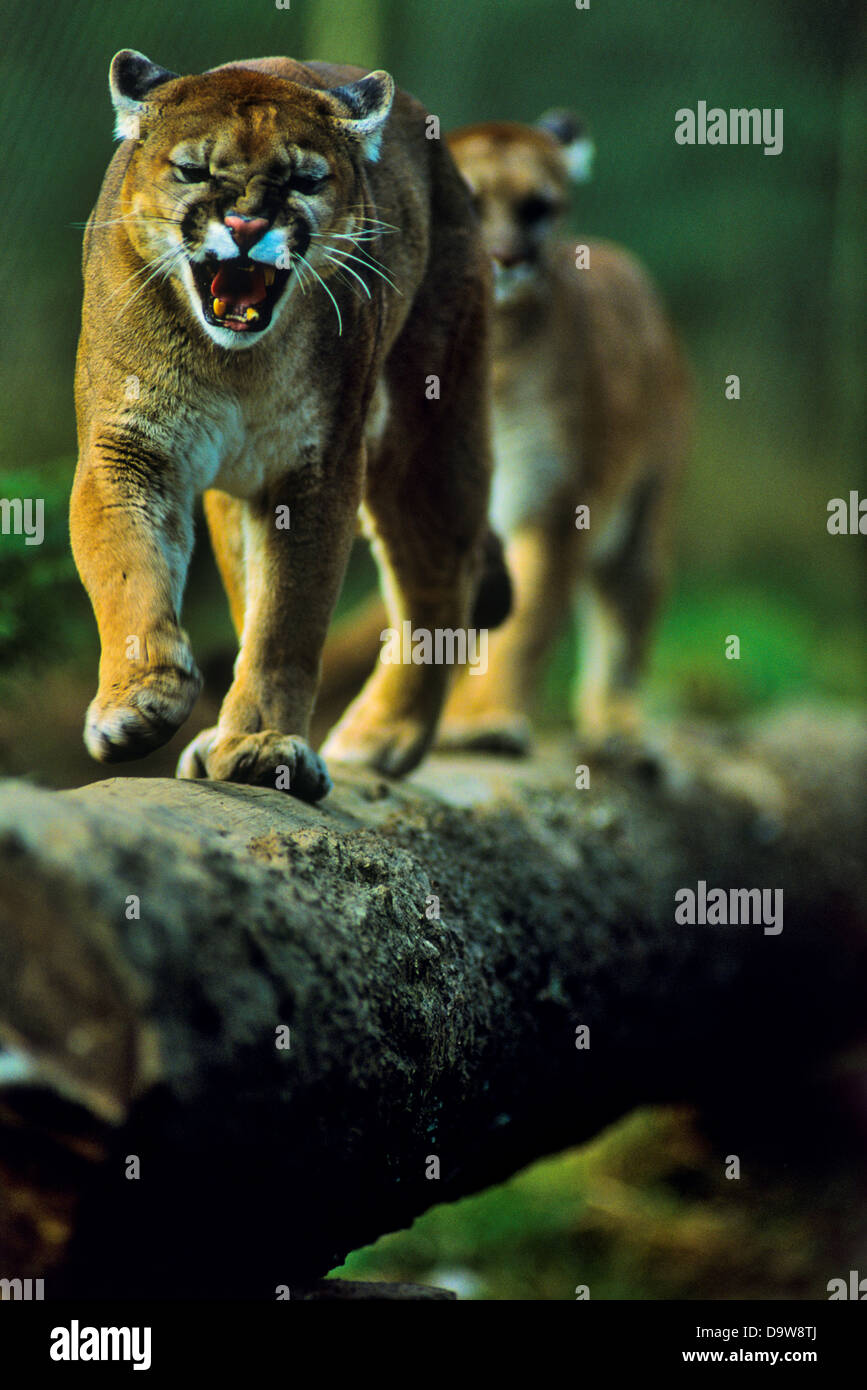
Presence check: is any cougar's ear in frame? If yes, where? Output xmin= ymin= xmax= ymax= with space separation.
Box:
xmin=326 ymin=70 xmax=395 ymax=162
xmin=537 ymin=108 xmax=595 ymax=183
xmin=110 ymin=50 xmax=178 ymax=140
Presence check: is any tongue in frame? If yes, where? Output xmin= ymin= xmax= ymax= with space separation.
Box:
xmin=210 ymin=263 xmax=267 ymax=312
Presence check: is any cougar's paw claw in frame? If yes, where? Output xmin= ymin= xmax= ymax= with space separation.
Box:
xmin=84 ymin=663 xmax=202 ymax=762
xmin=435 ymin=714 xmax=533 ymax=758
xmin=176 ymin=728 xmax=332 ymax=802
xmin=174 ymin=726 xmax=218 ymax=780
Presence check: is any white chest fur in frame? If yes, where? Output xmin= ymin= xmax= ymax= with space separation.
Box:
xmin=488 ymin=384 xmax=573 ymax=537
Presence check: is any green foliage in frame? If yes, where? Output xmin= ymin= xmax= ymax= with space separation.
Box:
xmin=653 ymin=588 xmax=865 ymax=714
xmin=1 ymin=0 xmax=864 ymax=470
xmin=331 ymin=1106 xmax=850 ymax=1299
xmin=0 ymin=467 xmax=79 ymax=662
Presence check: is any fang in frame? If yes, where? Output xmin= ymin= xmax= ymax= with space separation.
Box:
xmin=245 ymin=308 xmax=260 ymax=322
xmin=213 ymin=297 xmax=228 ymax=318
xmin=264 ymin=268 xmax=276 ymax=286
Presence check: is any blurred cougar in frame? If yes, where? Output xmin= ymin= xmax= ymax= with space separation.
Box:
xmin=436 ymin=111 xmax=690 ymax=754
xmin=315 ymin=110 xmax=689 ymax=756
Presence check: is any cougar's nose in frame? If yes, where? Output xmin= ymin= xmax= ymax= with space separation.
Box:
xmin=224 ymin=215 xmax=270 ymax=251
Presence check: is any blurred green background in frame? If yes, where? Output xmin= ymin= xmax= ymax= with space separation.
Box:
xmin=0 ymin=0 xmax=864 ymax=1298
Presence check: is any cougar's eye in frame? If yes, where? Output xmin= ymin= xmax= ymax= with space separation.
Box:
xmin=290 ymin=171 xmax=329 ymax=195
xmin=518 ymin=195 xmax=556 ymax=224
xmin=172 ymin=163 xmax=211 ymax=184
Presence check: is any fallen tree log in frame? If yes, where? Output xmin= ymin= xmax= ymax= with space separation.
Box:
xmin=0 ymin=708 xmax=865 ymax=1299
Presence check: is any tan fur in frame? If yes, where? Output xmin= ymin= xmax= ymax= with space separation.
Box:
xmin=437 ymin=119 xmax=691 ymax=752
xmin=71 ymin=52 xmax=493 ymax=799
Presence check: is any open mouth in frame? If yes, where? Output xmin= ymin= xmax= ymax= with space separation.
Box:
xmin=190 ymin=253 xmax=293 ymax=334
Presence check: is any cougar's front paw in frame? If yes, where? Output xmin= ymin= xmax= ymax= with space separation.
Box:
xmin=84 ymin=656 xmax=202 ymax=763
xmin=321 ymin=710 xmax=435 ymax=778
xmin=435 ymin=712 xmax=533 ymax=757
xmin=176 ymin=728 xmax=331 ymax=802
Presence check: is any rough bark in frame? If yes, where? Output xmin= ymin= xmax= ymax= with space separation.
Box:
xmin=0 ymin=708 xmax=865 ymax=1299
